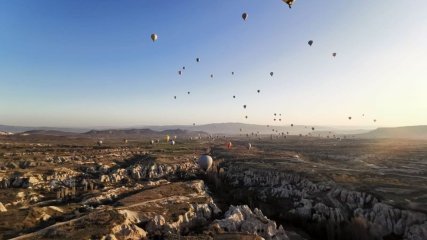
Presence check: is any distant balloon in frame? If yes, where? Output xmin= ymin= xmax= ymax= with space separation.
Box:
xmin=198 ymin=154 xmax=213 ymax=171
xmin=243 ymin=105 xmax=247 ymax=109
xmin=233 ymin=95 xmax=236 ymax=99
xmin=227 ymin=141 xmax=233 ymax=149
xmin=242 ymin=13 xmax=248 ymax=21
xmin=270 ymin=72 xmax=274 ymax=77
xmin=182 ymin=66 xmax=186 ymax=70
xmin=274 ymin=119 xmax=276 ymax=121
xmin=97 ymin=140 xmax=103 ymax=146
xmin=193 ymin=123 xmax=196 ymax=126
xmin=245 ymin=115 xmax=248 ymax=119
xmin=374 ymin=119 xmax=377 ymax=122
xmin=178 ymin=70 xmax=182 ymax=75
xmin=187 ymin=91 xmax=190 ymax=95
xmin=312 ymin=127 xmax=315 ymax=131
xmin=231 ymin=72 xmax=235 ymax=75
xmin=210 ymin=74 xmax=214 ymax=78
xmin=123 ymin=139 xmax=128 ymax=144
xmin=274 ymin=113 xmax=277 ymax=116
xmin=170 ymin=140 xmax=175 ymax=145
xmin=150 ymin=139 xmax=154 ymax=145
xmin=257 ymin=90 xmax=260 ymax=93
xmin=333 ymin=53 xmax=337 ymax=57
xmin=174 ymin=96 xmax=176 ymax=99
xmin=282 ymin=0 xmax=295 ymax=8
xmin=308 ymin=40 xmax=313 ymax=46
xmin=196 ymin=58 xmax=200 ymax=62
xmin=291 ymin=124 xmax=294 ymax=127
xmin=279 ymin=119 xmax=282 ymax=121
xmin=166 ymin=135 xmax=170 ymax=142
xmin=151 ymin=33 xmax=158 ymax=42
xmin=348 ymin=116 xmax=352 ymax=120
xmin=248 ymin=143 xmax=252 ymax=150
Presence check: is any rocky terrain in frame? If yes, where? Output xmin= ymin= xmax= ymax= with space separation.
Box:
xmin=0 ymin=133 xmax=426 ymax=239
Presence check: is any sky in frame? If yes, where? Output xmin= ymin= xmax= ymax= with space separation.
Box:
xmin=0 ymin=0 xmax=426 ymax=128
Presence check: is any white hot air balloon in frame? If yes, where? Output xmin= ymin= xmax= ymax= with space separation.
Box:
xmin=248 ymin=143 xmax=252 ymax=150
xmin=198 ymin=154 xmax=213 ymax=171
xmin=170 ymin=140 xmax=175 ymax=145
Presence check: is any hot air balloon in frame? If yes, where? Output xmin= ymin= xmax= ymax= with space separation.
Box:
xmin=242 ymin=13 xmax=248 ymax=21
xmin=174 ymin=96 xmax=177 ymax=99
xmin=243 ymin=105 xmax=247 ymax=109
xmin=308 ymin=40 xmax=313 ymax=46
xmin=248 ymin=143 xmax=252 ymax=150
xmin=170 ymin=140 xmax=175 ymax=145
xmin=257 ymin=90 xmax=260 ymax=93
xmin=233 ymin=95 xmax=236 ymax=99
xmin=333 ymin=53 xmax=337 ymax=57
xmin=227 ymin=141 xmax=233 ymax=149
xmin=373 ymin=119 xmax=377 ymax=122
xmin=279 ymin=119 xmax=282 ymax=121
xmin=166 ymin=135 xmax=170 ymax=142
xmin=348 ymin=116 xmax=352 ymax=120
xmin=151 ymin=33 xmax=158 ymax=42
xmin=231 ymin=72 xmax=234 ymax=75
xmin=178 ymin=70 xmax=182 ymax=75
xmin=150 ymin=139 xmax=155 ymax=145
xmin=196 ymin=58 xmax=200 ymax=62
xmin=245 ymin=115 xmax=248 ymax=119
xmin=210 ymin=74 xmax=214 ymax=78
xmin=274 ymin=119 xmax=276 ymax=121
xmin=182 ymin=66 xmax=186 ymax=70
xmin=274 ymin=113 xmax=277 ymax=116
xmin=240 ymin=128 xmax=242 ymax=132
xmin=270 ymin=72 xmax=274 ymax=77
xmin=187 ymin=91 xmax=190 ymax=95
xmin=291 ymin=124 xmax=294 ymax=127
xmin=193 ymin=123 xmax=196 ymax=126
xmin=312 ymin=127 xmax=315 ymax=131
xmin=123 ymin=139 xmax=128 ymax=144
xmin=198 ymin=154 xmax=213 ymax=171
xmin=282 ymin=0 xmax=294 ymax=8
xmin=97 ymin=140 xmax=103 ymax=146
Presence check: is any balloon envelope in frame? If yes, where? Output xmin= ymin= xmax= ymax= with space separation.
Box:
xmin=242 ymin=13 xmax=248 ymax=21
xmin=151 ymin=33 xmax=158 ymax=42
xmin=198 ymin=155 xmax=213 ymax=171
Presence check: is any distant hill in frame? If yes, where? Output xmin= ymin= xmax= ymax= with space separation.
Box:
xmin=0 ymin=125 xmax=89 ymax=134
xmin=357 ymin=126 xmax=427 ymax=139
xmin=1 ymin=123 xmax=373 ymax=136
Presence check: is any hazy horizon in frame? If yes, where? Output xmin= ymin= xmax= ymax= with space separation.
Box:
xmin=1 ymin=1 xmax=426 ymax=127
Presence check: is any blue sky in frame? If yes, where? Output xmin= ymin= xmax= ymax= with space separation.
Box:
xmin=0 ymin=0 xmax=426 ymax=127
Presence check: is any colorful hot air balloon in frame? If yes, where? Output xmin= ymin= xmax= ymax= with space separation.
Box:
xmin=151 ymin=33 xmax=158 ymax=42
xmin=227 ymin=141 xmax=233 ymax=149
xmin=242 ymin=13 xmax=248 ymax=21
